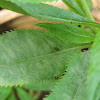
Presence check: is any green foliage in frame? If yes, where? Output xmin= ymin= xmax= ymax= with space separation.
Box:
xmin=63 ymin=0 xmax=93 ymax=20
xmin=84 ymin=0 xmax=93 ymax=10
xmin=24 ymin=80 xmax=58 ymax=91
xmin=74 ymin=0 xmax=93 ymax=10
xmin=44 ymin=52 xmax=89 ymax=100
xmin=62 ymin=0 xmax=85 ymax=16
xmin=37 ymin=23 xmax=94 ymax=43
xmin=0 ymin=0 xmax=99 ymax=100
xmin=0 ymin=29 xmax=87 ymax=87
xmin=0 ymin=0 xmax=28 ymax=14
xmin=0 ymin=0 xmax=57 ymax=14
xmin=7 ymin=91 xmax=16 ymax=100
xmin=0 ymin=0 xmax=99 ymax=26
xmin=88 ymin=30 xmax=100 ymax=100
xmin=0 ymin=87 xmax=11 ymax=100
xmin=0 ymin=87 xmax=34 ymax=100
xmin=73 ymin=0 xmax=94 ymax=20
xmin=16 ymin=88 xmax=32 ymax=100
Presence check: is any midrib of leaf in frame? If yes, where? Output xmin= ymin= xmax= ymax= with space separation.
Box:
xmin=73 ymin=71 xmax=87 ymax=100
xmin=6 ymin=45 xmax=90 ymax=64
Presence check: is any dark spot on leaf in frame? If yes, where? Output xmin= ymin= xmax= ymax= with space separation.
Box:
xmin=62 ymin=73 xmax=65 ymax=76
xmin=78 ymin=25 xmax=81 ymax=27
xmin=81 ymin=48 xmax=89 ymax=52
xmin=65 ymin=70 xmax=67 ymax=72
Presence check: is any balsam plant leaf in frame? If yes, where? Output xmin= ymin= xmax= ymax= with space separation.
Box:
xmin=62 ymin=0 xmax=85 ymax=16
xmin=88 ymin=30 xmax=100 ymax=100
xmin=37 ymin=23 xmax=94 ymax=43
xmin=0 ymin=0 xmax=28 ymax=15
xmin=0 ymin=0 xmax=99 ymax=27
xmin=45 ymin=51 xmax=89 ymax=100
xmin=0 ymin=87 xmax=11 ymax=100
xmin=16 ymin=88 xmax=32 ymax=100
xmin=0 ymin=29 xmax=89 ymax=86
xmin=0 ymin=0 xmax=58 ymax=13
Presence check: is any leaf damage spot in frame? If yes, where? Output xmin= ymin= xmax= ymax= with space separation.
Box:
xmin=81 ymin=48 xmax=89 ymax=52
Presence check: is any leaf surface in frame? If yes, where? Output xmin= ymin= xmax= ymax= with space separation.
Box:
xmin=0 ymin=87 xmax=11 ymax=100
xmin=24 ymin=80 xmax=58 ymax=91
xmin=0 ymin=29 xmax=89 ymax=86
xmin=88 ymin=30 xmax=100 ymax=100
xmin=37 ymin=23 xmax=94 ymax=43
xmin=0 ymin=0 xmax=99 ymax=27
xmin=45 ymin=52 xmax=89 ymax=100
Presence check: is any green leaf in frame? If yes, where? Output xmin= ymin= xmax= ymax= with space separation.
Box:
xmin=0 ymin=29 xmax=89 ymax=87
xmin=74 ymin=0 xmax=94 ymax=20
xmin=0 ymin=87 xmax=11 ymax=100
xmin=0 ymin=0 xmax=99 ymax=27
xmin=0 ymin=0 xmax=28 ymax=15
xmin=16 ymin=88 xmax=32 ymax=100
xmin=37 ymin=23 xmax=94 ymax=43
xmin=7 ymin=90 xmax=16 ymax=100
xmin=0 ymin=0 xmax=58 ymax=12
xmin=45 ymin=51 xmax=89 ymax=100
xmin=88 ymin=30 xmax=100 ymax=100
xmin=62 ymin=0 xmax=85 ymax=16
xmin=24 ymin=80 xmax=58 ymax=91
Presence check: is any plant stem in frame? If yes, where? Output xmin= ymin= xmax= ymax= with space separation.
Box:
xmin=80 ymin=0 xmax=94 ymax=21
